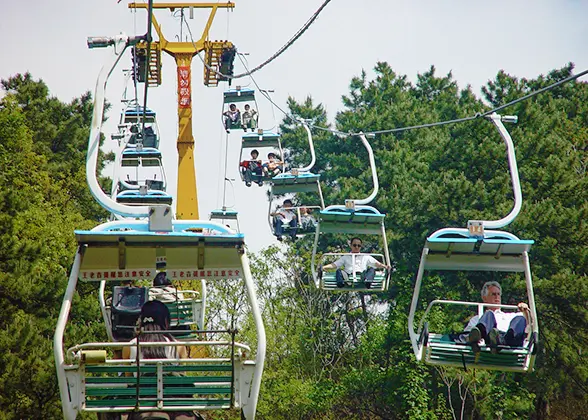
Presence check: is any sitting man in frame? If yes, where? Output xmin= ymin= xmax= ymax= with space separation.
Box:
xmin=461 ymin=281 xmax=531 ymax=352
xmin=262 ymin=152 xmax=284 ymax=177
xmin=321 ymin=237 xmax=390 ymax=288
xmin=223 ymin=103 xmax=241 ymax=132
xmin=271 ymin=199 xmax=298 ymax=241
xmin=241 ymin=104 xmax=257 ymax=131
xmin=149 ymin=271 xmax=184 ymax=303
xmin=240 ymin=149 xmax=263 ymax=187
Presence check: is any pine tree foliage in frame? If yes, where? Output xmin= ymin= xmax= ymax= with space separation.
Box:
xmin=0 ymin=62 xmax=586 ymax=419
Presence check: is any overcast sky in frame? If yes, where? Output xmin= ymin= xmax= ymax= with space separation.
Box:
xmin=1 ymin=0 xmax=587 ymax=252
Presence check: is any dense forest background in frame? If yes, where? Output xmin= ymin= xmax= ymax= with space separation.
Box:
xmin=0 ymin=63 xmax=586 ymax=419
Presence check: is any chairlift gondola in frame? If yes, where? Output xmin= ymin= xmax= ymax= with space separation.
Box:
xmin=268 ymin=121 xmax=325 ymax=238
xmin=238 ymin=129 xmax=284 ymax=186
xmin=209 ymin=207 xmax=241 ymax=233
xmin=223 ymin=86 xmax=258 ymax=132
xmin=311 ymin=133 xmax=391 ymax=292
xmin=407 ymin=113 xmax=539 ymax=372
xmin=55 ymin=220 xmax=266 ymax=419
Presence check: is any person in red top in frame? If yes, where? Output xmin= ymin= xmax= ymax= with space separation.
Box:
xmin=240 ymin=149 xmax=263 ymax=187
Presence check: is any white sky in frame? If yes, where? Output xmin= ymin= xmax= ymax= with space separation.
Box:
xmin=1 ymin=0 xmax=587 ymax=252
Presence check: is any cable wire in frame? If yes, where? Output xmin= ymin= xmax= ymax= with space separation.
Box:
xmin=248 ymin=65 xmax=588 ymax=138
xmin=188 ymin=0 xmax=333 ymax=80
xmin=181 ymin=0 xmax=587 ymax=138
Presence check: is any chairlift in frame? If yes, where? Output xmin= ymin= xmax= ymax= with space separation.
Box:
xmin=270 ymin=121 xmax=325 ymax=203
xmin=113 ymin=148 xmax=172 ymax=207
xmin=223 ymin=86 xmax=258 ymax=132
xmin=268 ymin=204 xmax=322 ymax=239
xmin=407 ymin=113 xmax=539 ymax=372
xmin=310 ymin=133 xmax=391 ymax=292
xmin=209 ymin=207 xmax=241 ymax=233
xmin=112 ymin=101 xmax=160 ymax=149
xmin=238 ymin=129 xmax=284 ymax=186
xmin=55 ymin=219 xmax=266 ymax=419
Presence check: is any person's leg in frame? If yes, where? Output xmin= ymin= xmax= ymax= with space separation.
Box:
xmin=289 ymin=219 xmax=298 ymax=239
xmin=467 ymin=311 xmax=497 ymax=349
xmin=363 ymin=267 xmax=376 ymax=288
xmin=274 ymin=219 xmax=284 ymax=240
xmin=253 ymin=167 xmax=263 ymax=185
xmin=335 ymin=269 xmax=348 ymax=288
xmin=504 ymin=315 xmax=527 ymax=347
xmin=243 ymin=168 xmax=252 ymax=186
xmin=475 ymin=310 xmax=497 ymax=340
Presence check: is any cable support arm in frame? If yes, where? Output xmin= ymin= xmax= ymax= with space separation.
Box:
xmin=476 ymin=113 xmax=522 ymax=229
xmin=353 ymin=132 xmax=379 ymax=206
xmin=296 ymin=119 xmax=317 ymax=172
xmin=86 ymin=33 xmax=153 ymax=218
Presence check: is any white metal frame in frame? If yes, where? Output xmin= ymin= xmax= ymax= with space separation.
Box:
xmin=54 ymin=220 xmax=266 ymax=419
xmin=85 ymin=33 xmax=160 ymax=219
xmin=406 ymin=114 xmax=539 ymax=371
xmin=310 ymin=133 xmax=391 ymax=290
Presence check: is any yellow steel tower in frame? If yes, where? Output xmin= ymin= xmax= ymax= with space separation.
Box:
xmin=128 ymin=2 xmax=235 ymax=219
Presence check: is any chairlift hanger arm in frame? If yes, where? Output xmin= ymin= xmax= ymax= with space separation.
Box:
xmin=352 ymin=132 xmax=379 ymax=206
xmin=297 ymin=120 xmax=316 ymax=172
xmin=478 ymin=113 xmax=522 ymax=229
xmin=86 ymin=33 xmax=153 ymax=218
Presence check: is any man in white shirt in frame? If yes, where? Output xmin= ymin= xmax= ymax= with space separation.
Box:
xmin=271 ymin=199 xmax=298 ymax=241
xmin=321 ymin=237 xmax=390 ymax=289
xmin=464 ymin=281 xmax=531 ymax=352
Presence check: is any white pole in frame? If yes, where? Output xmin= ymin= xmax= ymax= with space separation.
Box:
xmin=239 ymin=253 xmax=266 ymax=419
xmin=54 ymin=249 xmax=83 ymax=420
xmin=354 ymin=133 xmax=379 ymax=205
xmin=482 ymin=113 xmax=522 ymax=229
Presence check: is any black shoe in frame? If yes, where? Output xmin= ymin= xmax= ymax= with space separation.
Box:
xmin=364 ymin=281 xmax=372 ymax=289
xmin=336 ymin=281 xmax=345 ymax=288
xmin=290 ymin=236 xmax=297 ymax=242
xmin=226 ymin=129 xmax=230 ymax=134
xmin=257 ymin=181 xmax=264 ymax=186
xmin=467 ymin=327 xmax=482 ymax=353
xmin=276 ymin=236 xmax=283 ymax=242
xmin=245 ymin=182 xmax=252 ymax=187
xmin=488 ymin=328 xmax=502 ymax=353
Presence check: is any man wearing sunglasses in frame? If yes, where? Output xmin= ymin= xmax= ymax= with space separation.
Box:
xmin=321 ymin=237 xmax=390 ymax=288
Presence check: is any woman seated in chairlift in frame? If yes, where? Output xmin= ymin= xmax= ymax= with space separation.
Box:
xmin=262 ymin=152 xmax=284 ymax=177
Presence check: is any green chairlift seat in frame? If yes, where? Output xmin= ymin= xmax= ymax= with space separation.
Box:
xmin=321 ymin=270 xmax=388 ymax=293
xmin=424 ymin=332 xmax=536 ymax=372
xmin=121 ymin=147 xmax=163 ymax=167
